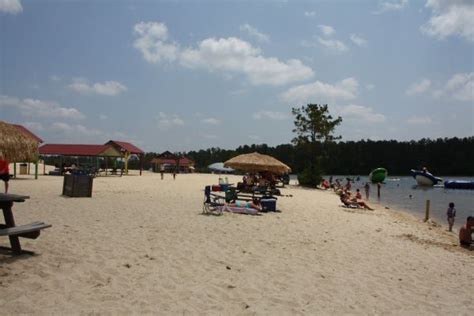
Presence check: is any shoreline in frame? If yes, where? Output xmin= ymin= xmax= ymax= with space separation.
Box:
xmin=1 ymin=171 xmax=472 ymax=314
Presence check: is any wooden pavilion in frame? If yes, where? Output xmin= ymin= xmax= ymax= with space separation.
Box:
xmin=151 ymin=151 xmax=195 ymax=173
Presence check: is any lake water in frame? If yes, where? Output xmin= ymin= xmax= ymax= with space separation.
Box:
xmin=291 ymin=175 xmax=474 ymax=230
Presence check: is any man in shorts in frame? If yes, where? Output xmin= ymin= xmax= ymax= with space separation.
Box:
xmin=0 ymin=158 xmax=10 ymax=193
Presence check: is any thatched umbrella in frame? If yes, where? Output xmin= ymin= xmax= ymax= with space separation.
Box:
xmin=224 ymin=152 xmax=291 ymax=174
xmin=0 ymin=121 xmax=39 ymax=162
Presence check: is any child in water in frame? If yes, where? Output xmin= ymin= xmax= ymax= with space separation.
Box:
xmin=446 ymin=202 xmax=456 ymax=232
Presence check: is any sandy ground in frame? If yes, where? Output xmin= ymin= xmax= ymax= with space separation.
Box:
xmin=0 ymin=168 xmax=473 ymax=315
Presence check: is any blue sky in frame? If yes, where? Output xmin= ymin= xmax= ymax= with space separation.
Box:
xmin=1 ymin=0 xmax=473 ymax=151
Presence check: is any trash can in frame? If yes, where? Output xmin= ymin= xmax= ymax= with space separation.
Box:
xmin=19 ymin=163 xmax=28 ymax=175
xmin=62 ymin=174 xmax=93 ymax=197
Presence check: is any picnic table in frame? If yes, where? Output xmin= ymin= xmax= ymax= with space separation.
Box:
xmin=0 ymin=193 xmax=51 ymax=255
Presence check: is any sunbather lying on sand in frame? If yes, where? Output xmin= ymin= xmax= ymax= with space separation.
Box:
xmin=340 ymin=193 xmax=374 ymax=210
xmin=227 ymin=199 xmax=262 ymax=211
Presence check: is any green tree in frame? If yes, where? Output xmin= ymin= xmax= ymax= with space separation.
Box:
xmin=291 ymin=104 xmax=342 ymax=187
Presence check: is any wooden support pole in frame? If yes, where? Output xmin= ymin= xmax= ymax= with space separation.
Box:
xmin=35 ymin=160 xmax=38 ymax=179
xmin=424 ymin=200 xmax=430 ymax=222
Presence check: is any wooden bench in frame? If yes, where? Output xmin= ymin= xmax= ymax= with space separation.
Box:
xmin=0 ymin=222 xmax=51 ymax=254
xmin=0 ymin=222 xmax=51 ymax=238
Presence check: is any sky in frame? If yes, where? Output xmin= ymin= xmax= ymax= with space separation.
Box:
xmin=1 ymin=0 xmax=473 ymax=152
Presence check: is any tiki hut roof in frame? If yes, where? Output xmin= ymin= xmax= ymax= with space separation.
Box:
xmin=0 ymin=121 xmax=39 ymax=162
xmin=224 ymin=152 xmax=291 ymax=174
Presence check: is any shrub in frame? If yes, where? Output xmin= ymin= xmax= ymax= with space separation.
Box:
xmin=297 ymin=163 xmax=323 ymax=187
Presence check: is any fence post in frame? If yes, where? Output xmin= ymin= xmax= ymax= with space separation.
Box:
xmin=424 ymin=200 xmax=430 ymax=222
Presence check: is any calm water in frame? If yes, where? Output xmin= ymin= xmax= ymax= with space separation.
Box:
xmin=291 ymin=175 xmax=474 ymax=230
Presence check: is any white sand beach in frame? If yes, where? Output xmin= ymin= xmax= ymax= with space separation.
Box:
xmin=1 ymin=170 xmax=473 ymax=315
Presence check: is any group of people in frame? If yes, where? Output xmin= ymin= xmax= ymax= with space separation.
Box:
xmin=320 ymin=177 xmax=374 ymax=210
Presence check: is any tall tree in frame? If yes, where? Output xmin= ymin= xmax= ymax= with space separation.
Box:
xmin=292 ymin=104 xmax=342 ymax=145
xmin=291 ymin=104 xmax=342 ymax=186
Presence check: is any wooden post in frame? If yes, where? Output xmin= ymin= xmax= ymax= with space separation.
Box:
xmin=35 ymin=160 xmax=38 ymax=179
xmin=13 ymin=163 xmax=17 ymax=178
xmin=124 ymin=152 xmax=130 ymax=175
xmin=424 ymin=200 xmax=430 ymax=222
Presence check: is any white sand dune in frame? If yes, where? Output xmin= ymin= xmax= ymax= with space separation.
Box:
xmin=0 ymin=172 xmax=472 ymax=314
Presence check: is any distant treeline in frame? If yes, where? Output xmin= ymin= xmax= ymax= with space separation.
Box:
xmin=136 ymin=137 xmax=474 ymax=176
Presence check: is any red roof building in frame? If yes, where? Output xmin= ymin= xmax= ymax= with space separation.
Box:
xmin=105 ymin=140 xmax=144 ymax=155
xmin=39 ymin=144 xmax=121 ymax=157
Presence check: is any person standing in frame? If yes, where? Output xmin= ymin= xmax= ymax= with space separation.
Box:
xmin=173 ymin=168 xmax=176 ymax=180
xmin=0 ymin=158 xmax=10 ymax=193
xmin=446 ymin=202 xmax=456 ymax=232
xmin=364 ymin=182 xmax=370 ymax=200
xmin=160 ymin=164 xmax=164 ymax=180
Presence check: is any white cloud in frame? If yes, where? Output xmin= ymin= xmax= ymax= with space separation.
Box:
xmin=133 ymin=22 xmax=314 ymax=86
xmin=337 ymin=105 xmax=386 ymax=123
xmin=49 ymin=75 xmax=61 ymax=82
xmin=0 ymin=0 xmax=22 ymax=14
xmin=421 ymin=0 xmax=474 ymax=42
xmin=318 ymin=25 xmax=335 ymax=37
xmin=373 ymin=0 xmax=408 ymax=14
xmin=180 ymin=37 xmax=314 ymax=86
xmin=350 ymin=34 xmax=368 ymax=46
xmin=133 ymin=21 xmax=179 ymax=63
xmin=406 ymin=79 xmax=431 ymax=95
xmin=248 ymin=135 xmax=260 ymax=141
xmin=252 ymin=111 xmax=289 ymax=120
xmin=68 ymin=79 xmax=127 ymax=96
xmin=281 ymin=78 xmax=358 ymax=104
xmin=0 ymin=95 xmax=85 ymax=120
xmin=240 ymin=23 xmax=270 ymax=43
xmin=156 ymin=112 xmax=184 ymax=130
xmin=317 ymin=37 xmax=348 ymax=52
xmin=304 ymin=11 xmax=316 ymax=17
xmin=431 ymin=72 xmax=474 ymax=101
xmin=99 ymin=114 xmax=108 ymax=120
xmin=406 ymin=116 xmax=433 ymax=124
xmin=201 ymin=117 xmax=221 ymax=125
xmin=366 ymin=84 xmax=375 ymax=90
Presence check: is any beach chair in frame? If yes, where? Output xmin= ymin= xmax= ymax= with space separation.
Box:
xmin=203 ymin=186 xmax=224 ymax=215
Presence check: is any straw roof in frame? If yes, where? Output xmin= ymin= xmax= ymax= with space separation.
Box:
xmin=0 ymin=121 xmax=39 ymax=161
xmin=224 ymin=152 xmax=291 ymax=174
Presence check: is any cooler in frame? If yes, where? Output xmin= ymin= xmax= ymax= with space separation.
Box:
xmin=260 ymin=198 xmax=277 ymax=212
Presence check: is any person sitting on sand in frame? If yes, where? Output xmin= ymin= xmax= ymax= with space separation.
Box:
xmin=355 ymin=189 xmax=362 ymax=200
xmin=227 ymin=199 xmax=262 ymax=211
xmin=459 ymin=216 xmax=474 ymax=248
xmin=340 ymin=193 xmax=374 ymax=210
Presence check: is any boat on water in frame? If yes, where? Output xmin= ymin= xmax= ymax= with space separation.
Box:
xmin=369 ymin=168 xmax=387 ymax=183
xmin=444 ymin=180 xmax=474 ymax=190
xmin=410 ymin=169 xmax=442 ymax=186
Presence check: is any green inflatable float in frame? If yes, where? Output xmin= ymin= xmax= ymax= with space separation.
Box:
xmin=369 ymin=168 xmax=387 ymax=183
